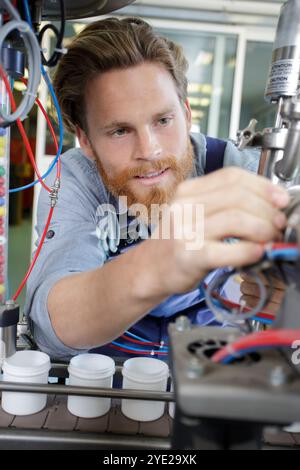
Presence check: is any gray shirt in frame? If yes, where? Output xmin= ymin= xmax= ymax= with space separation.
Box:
xmin=24 ymin=133 xmax=259 ymax=360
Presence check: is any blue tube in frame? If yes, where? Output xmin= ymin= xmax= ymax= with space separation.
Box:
xmin=268 ymin=249 xmax=300 ymax=260
xmin=251 ymin=315 xmax=274 ymax=325
xmin=9 ymin=0 xmax=64 ymax=193
xmin=22 ymin=0 xmax=33 ymax=27
xmin=125 ymin=330 xmax=168 ymax=348
xmin=221 ymin=345 xmax=276 ymax=364
xmin=111 ymin=341 xmax=168 ymax=354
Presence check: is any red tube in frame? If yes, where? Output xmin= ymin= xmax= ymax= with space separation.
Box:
xmin=12 ymin=207 xmax=54 ymax=301
xmin=0 ymin=65 xmax=51 ymax=192
xmin=109 ymin=344 xmax=168 ymax=356
xmin=212 ymin=329 xmax=300 ymax=363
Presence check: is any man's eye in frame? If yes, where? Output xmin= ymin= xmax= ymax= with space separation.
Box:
xmin=112 ymin=128 xmax=128 ymax=137
xmin=158 ymin=117 xmax=172 ymax=126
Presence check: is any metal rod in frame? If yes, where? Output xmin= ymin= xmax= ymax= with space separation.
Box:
xmin=274 ymin=97 xmax=284 ymax=128
xmin=50 ymin=363 xmax=122 ymax=373
xmin=0 ymin=381 xmax=175 ymax=401
xmin=0 ymin=428 xmax=171 ymax=450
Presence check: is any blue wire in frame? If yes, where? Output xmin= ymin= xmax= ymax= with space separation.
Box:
xmin=122 ymin=337 xmax=168 ymax=352
xmin=221 ymin=345 xmax=277 ymax=364
xmin=111 ymin=341 xmax=168 ymax=354
xmin=22 ymin=0 xmax=33 ymax=27
xmin=125 ymin=330 xmax=154 ymax=343
xmin=251 ymin=316 xmax=274 ymax=325
xmin=266 ymin=249 xmax=300 ymax=260
xmin=124 ymin=330 xmax=168 ymax=348
xmin=9 ymin=0 xmax=64 ymax=194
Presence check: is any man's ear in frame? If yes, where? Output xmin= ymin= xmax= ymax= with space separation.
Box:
xmin=183 ymin=99 xmax=192 ymax=131
xmin=75 ymin=125 xmax=95 ymax=160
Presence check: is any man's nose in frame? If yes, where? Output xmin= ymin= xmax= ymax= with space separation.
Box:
xmin=135 ymin=128 xmax=162 ymax=161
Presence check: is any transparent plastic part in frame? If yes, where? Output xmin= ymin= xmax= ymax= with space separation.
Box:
xmin=0 ymin=77 xmax=10 ymax=304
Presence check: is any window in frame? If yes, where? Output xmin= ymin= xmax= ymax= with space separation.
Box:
xmin=155 ymin=28 xmax=237 ymax=138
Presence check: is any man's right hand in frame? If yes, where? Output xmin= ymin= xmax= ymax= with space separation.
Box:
xmin=148 ymin=166 xmax=290 ymax=296
xmin=47 ymin=167 xmax=291 ymax=351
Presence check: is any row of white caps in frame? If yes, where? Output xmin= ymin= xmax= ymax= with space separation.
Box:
xmin=0 ymin=350 xmax=174 ymax=421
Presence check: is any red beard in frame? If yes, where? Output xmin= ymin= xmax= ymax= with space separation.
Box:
xmin=95 ymin=139 xmax=194 ymax=213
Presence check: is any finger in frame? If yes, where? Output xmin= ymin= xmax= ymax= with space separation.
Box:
xmin=205 ymin=210 xmax=283 ymax=243
xmin=177 ymin=190 xmax=288 ymax=229
xmin=240 ymin=272 xmax=286 ymax=289
xmin=240 ymin=294 xmax=281 ymax=315
xmin=240 ymin=281 xmax=285 ymax=303
xmin=176 ymin=167 xmax=290 ymax=209
xmin=201 ymin=241 xmax=264 ymax=270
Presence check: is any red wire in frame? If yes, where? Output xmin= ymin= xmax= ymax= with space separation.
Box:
xmin=0 ymin=65 xmax=51 ymax=192
xmin=20 ymin=78 xmax=61 ymax=179
xmin=205 ymin=243 xmax=298 ymax=320
xmin=11 ymin=79 xmax=61 ymax=301
xmin=263 ymin=243 xmax=299 ymax=250
xmin=109 ymin=344 xmax=168 ymax=356
xmin=215 ymin=292 xmax=274 ymax=320
xmin=203 ymin=281 xmax=275 ymax=321
xmin=12 ymin=207 xmax=54 ymax=301
xmin=121 ymin=334 xmax=168 ymax=348
xmin=212 ymin=329 xmax=300 ymax=363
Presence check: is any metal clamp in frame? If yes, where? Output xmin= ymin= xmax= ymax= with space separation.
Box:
xmin=236 ymin=119 xmax=259 ymax=150
xmin=49 ymin=178 xmax=60 ymax=208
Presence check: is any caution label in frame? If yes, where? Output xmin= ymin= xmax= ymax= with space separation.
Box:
xmin=265 ymin=59 xmax=300 ymax=97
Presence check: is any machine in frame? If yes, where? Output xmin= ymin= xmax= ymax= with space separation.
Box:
xmin=1 ymin=0 xmax=300 ymax=451
xmin=170 ymin=0 xmax=300 ymax=450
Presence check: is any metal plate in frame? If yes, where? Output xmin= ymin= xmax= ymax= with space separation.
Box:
xmin=169 ymin=324 xmax=300 ymax=424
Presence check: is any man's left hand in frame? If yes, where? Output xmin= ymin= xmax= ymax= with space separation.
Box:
xmin=240 ymin=272 xmax=286 ymax=316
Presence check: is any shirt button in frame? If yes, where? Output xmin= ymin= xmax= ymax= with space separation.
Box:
xmin=46 ymin=230 xmax=55 ymax=239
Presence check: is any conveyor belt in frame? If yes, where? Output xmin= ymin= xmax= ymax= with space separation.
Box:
xmin=0 ymin=395 xmax=172 ymax=449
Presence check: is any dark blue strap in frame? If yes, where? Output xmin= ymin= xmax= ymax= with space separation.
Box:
xmin=204 ymin=136 xmax=227 ymax=174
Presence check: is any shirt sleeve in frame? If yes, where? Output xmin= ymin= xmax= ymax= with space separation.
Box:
xmin=24 ymin=156 xmax=108 ymax=361
xmin=191 ymin=132 xmax=260 ymax=176
xmin=223 ymin=139 xmax=260 ymax=174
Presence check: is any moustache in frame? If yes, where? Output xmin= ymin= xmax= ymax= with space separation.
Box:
xmin=116 ymin=157 xmax=180 ymax=183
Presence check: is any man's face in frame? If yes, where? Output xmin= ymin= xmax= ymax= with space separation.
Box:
xmin=77 ymin=62 xmax=194 ymax=212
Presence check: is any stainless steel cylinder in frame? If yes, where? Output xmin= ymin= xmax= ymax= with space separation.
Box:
xmin=265 ymin=0 xmax=300 ymax=101
xmin=0 ymin=303 xmax=19 ymax=364
xmin=275 ymin=100 xmax=300 ymax=181
xmin=258 ymin=127 xmax=288 ymax=182
xmin=0 ymin=324 xmax=17 ymax=360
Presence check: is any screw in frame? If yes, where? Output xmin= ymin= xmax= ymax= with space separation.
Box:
xmin=186 ymin=357 xmax=205 ymax=379
xmin=175 ymin=315 xmax=191 ymax=332
xmin=270 ymin=366 xmax=288 ymax=387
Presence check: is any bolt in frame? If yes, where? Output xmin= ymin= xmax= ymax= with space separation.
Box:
xmin=175 ymin=315 xmax=191 ymax=332
xmin=270 ymin=366 xmax=288 ymax=387
xmin=186 ymin=357 xmax=205 ymax=379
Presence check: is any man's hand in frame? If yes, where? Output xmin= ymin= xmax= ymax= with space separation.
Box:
xmin=240 ymin=272 xmax=286 ymax=316
xmin=149 ymin=167 xmax=290 ymax=297
xmin=48 ymin=166 xmax=290 ymax=350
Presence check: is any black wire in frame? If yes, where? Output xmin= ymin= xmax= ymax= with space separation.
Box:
xmin=38 ymin=0 xmax=65 ymax=67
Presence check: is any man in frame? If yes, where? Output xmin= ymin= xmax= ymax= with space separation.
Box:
xmin=25 ymin=17 xmax=289 ymax=360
